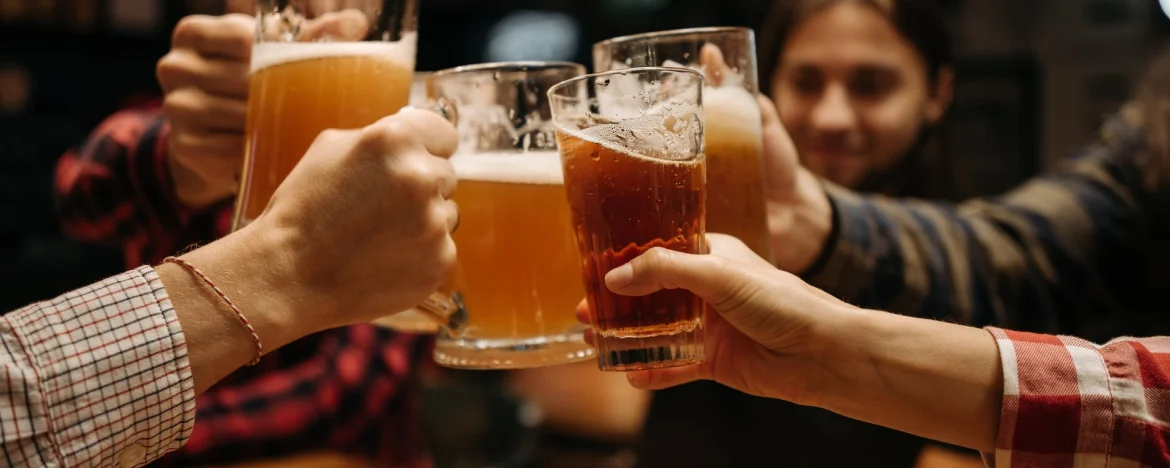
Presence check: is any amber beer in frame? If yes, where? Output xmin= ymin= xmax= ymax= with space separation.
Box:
xmin=703 ymin=86 xmax=770 ymax=260
xmin=233 ymin=37 xmax=416 ymax=229
xmin=557 ymin=126 xmax=707 ymax=371
xmin=592 ymin=28 xmax=772 ymax=262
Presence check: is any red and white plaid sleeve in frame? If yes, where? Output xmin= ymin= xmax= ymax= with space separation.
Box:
xmin=0 ymin=266 xmax=196 ymax=467
xmin=986 ymin=327 xmax=1170 ymax=467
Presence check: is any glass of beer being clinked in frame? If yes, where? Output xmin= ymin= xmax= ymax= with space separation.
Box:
xmin=593 ymin=27 xmax=772 ymax=263
xmin=548 ymin=67 xmax=708 ymax=372
xmin=233 ymin=0 xmax=418 ymax=230
xmin=427 ymin=62 xmax=595 ymax=369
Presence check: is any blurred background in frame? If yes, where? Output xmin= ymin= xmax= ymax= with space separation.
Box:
xmin=3 ymin=0 xmax=1170 ymax=466
xmin=6 ymin=0 xmax=1170 ymax=310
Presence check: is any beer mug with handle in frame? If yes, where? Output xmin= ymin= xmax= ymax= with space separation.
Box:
xmin=593 ymin=27 xmax=773 ymax=264
xmin=426 ymin=62 xmax=596 ymax=369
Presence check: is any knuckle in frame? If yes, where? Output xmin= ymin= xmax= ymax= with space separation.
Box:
xmin=155 ymin=55 xmax=180 ymax=86
xmin=399 ymin=155 xmax=441 ymax=191
xmin=358 ymin=121 xmax=406 ymax=153
xmin=163 ymin=90 xmax=200 ymax=117
xmin=173 ymin=15 xmax=207 ymax=44
xmin=643 ymin=248 xmax=675 ymax=271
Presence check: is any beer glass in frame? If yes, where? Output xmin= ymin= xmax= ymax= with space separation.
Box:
xmin=233 ymin=0 xmax=418 ymax=230
xmin=428 ymin=62 xmax=595 ymax=369
xmin=548 ymin=67 xmax=708 ymax=372
xmin=593 ymin=27 xmax=772 ymax=263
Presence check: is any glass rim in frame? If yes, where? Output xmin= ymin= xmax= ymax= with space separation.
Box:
xmin=546 ymin=66 xmax=705 ymax=98
xmin=593 ymin=26 xmax=753 ymax=50
xmin=429 ymin=61 xmax=586 ymax=80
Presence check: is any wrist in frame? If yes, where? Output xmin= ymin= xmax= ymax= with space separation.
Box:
xmin=805 ymin=309 xmax=1004 ymax=451
xmin=768 ymin=168 xmax=833 ymax=273
xmin=180 ymin=223 xmax=333 ymax=350
xmin=795 ymin=302 xmax=868 ymax=409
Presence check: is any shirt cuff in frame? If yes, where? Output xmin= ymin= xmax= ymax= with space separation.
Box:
xmin=7 ymin=266 xmax=195 ymax=467
xmin=983 ymin=327 xmax=1119 ymax=468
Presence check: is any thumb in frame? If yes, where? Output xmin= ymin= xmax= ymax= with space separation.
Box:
xmin=626 ymin=366 xmax=706 ymax=390
xmin=605 ymin=247 xmax=741 ymax=308
xmin=698 ymin=43 xmax=730 ymax=87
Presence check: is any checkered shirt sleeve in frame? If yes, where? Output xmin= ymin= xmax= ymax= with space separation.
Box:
xmin=987 ymin=327 xmax=1170 ymax=467
xmin=0 ymin=266 xmax=195 ymax=467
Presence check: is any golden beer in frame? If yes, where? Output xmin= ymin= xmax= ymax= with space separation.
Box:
xmin=435 ymin=151 xmax=589 ymax=366
xmin=234 ymin=38 xmax=416 ymax=229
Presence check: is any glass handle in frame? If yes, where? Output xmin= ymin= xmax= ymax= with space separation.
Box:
xmin=404 ymin=97 xmax=458 ymax=126
xmin=415 ymin=291 xmax=468 ymax=333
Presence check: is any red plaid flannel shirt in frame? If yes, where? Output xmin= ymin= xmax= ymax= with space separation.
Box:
xmin=988 ymin=327 xmax=1170 ymax=467
xmin=53 ymin=105 xmax=432 ymax=467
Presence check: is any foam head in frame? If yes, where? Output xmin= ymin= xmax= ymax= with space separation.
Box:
xmin=452 ymin=151 xmax=564 ymax=185
xmin=703 ymin=85 xmax=763 ymax=145
xmin=251 ymin=33 xmax=417 ymax=73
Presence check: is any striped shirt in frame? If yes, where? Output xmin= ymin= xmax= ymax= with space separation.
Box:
xmin=805 ymin=113 xmax=1170 ymax=342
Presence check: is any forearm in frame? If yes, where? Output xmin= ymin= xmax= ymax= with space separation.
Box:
xmin=812 ymin=309 xmax=1002 ymax=453
xmin=158 ymin=225 xmax=326 ymax=393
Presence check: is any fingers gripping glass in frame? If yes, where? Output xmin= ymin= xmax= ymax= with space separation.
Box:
xmin=233 ymin=0 xmax=420 ymax=232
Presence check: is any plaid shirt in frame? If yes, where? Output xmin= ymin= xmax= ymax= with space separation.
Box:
xmin=53 ymin=106 xmax=431 ymax=467
xmin=805 ymin=112 xmax=1170 ymax=343
xmin=987 ymin=327 xmax=1170 ymax=467
xmin=0 ymin=266 xmax=194 ymax=468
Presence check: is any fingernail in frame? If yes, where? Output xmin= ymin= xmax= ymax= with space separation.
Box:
xmin=606 ymin=264 xmax=634 ymax=289
xmin=626 ymin=372 xmax=646 ymax=388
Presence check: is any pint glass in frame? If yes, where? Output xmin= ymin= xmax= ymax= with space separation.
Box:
xmin=428 ymin=62 xmax=594 ymax=369
xmin=548 ymin=67 xmax=707 ymax=371
xmin=233 ymin=0 xmax=418 ymax=230
xmin=594 ymin=27 xmax=772 ymax=263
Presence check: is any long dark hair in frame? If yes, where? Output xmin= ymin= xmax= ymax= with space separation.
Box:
xmin=757 ymin=0 xmax=959 ymax=200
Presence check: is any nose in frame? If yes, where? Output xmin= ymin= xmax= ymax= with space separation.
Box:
xmin=809 ymin=84 xmax=857 ymax=133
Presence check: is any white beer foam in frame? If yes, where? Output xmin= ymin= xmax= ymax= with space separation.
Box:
xmin=559 ymin=123 xmax=704 ymax=167
xmin=251 ymin=32 xmax=417 ymax=72
xmin=703 ymin=86 xmax=761 ymax=129
xmin=703 ymin=86 xmax=763 ymax=141
xmin=452 ymin=151 xmax=564 ymax=185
